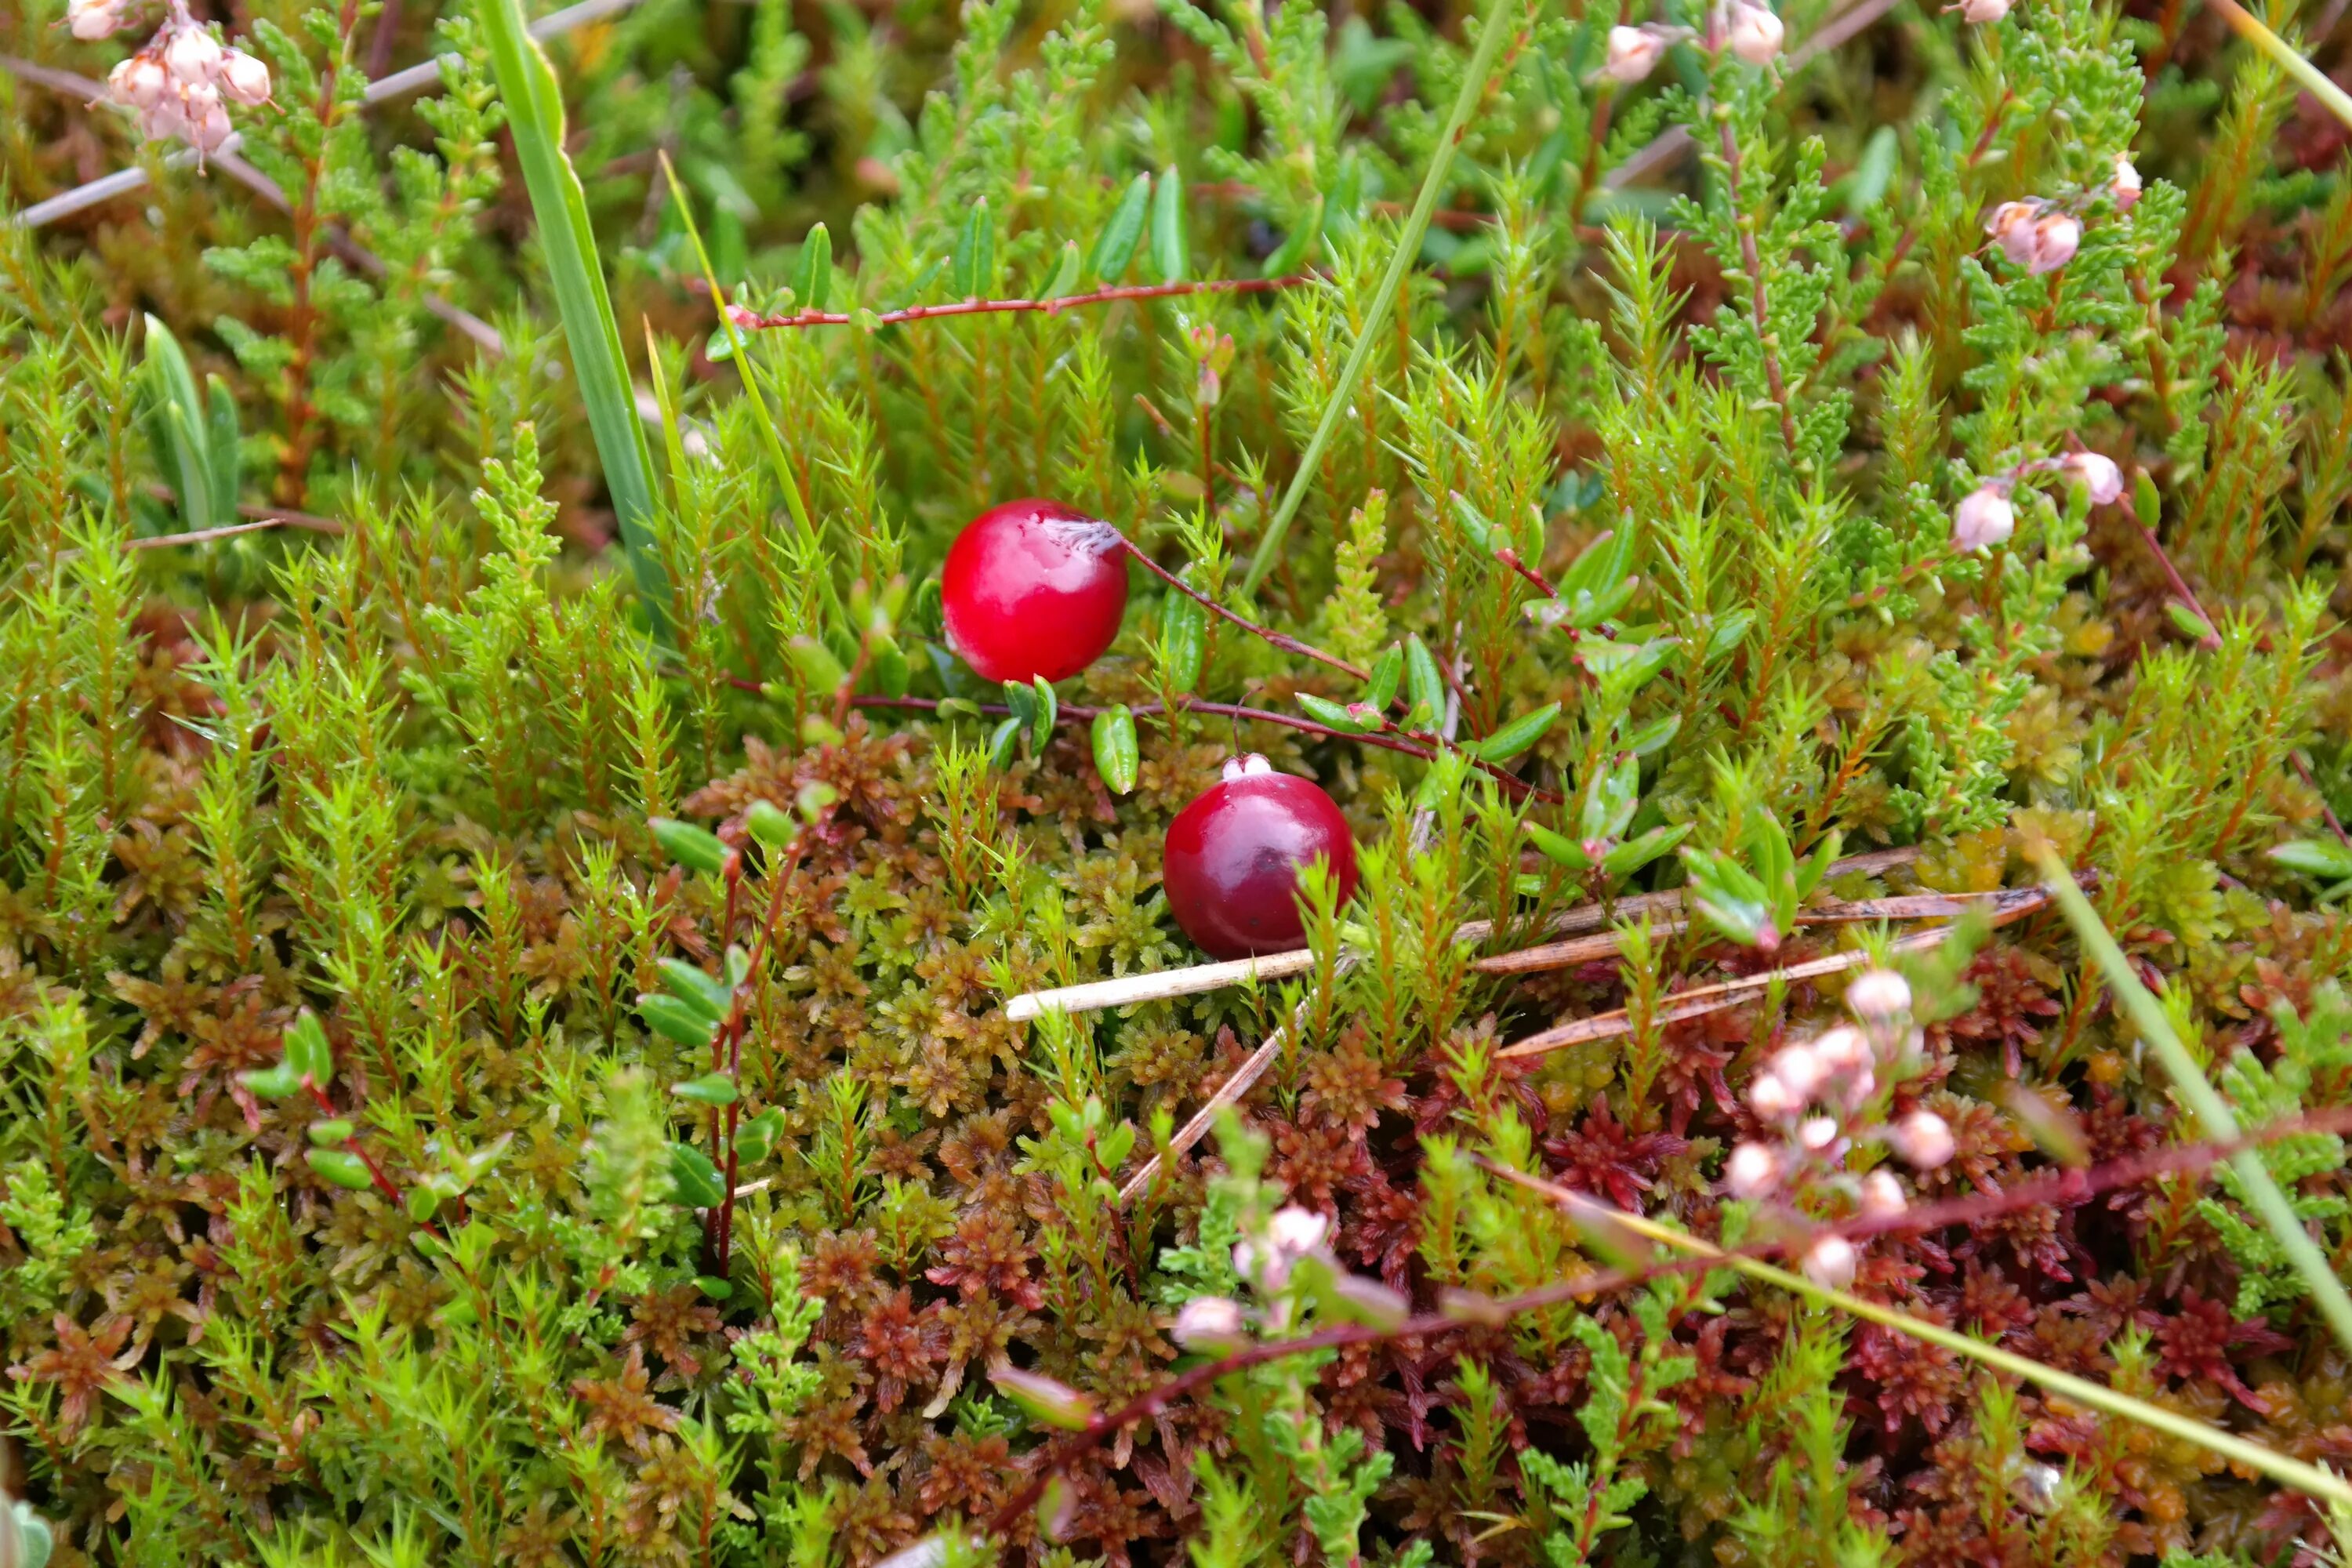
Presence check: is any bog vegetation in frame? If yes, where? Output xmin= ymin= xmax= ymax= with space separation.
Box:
xmin=4 ymin=0 xmax=2352 ymax=1561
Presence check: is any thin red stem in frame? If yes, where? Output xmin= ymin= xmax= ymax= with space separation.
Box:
xmin=1113 ymin=538 xmax=1369 ymax=681
xmin=731 ymin=275 xmax=1310 ymax=333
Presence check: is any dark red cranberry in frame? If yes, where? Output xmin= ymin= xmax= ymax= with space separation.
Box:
xmin=940 ymin=499 xmax=1128 ymax=684
xmin=1163 ymin=757 xmax=1358 ymax=959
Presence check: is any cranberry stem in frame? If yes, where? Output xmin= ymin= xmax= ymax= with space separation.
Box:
xmin=724 ymin=274 xmax=1311 ymax=332
xmin=1111 ymin=536 xmax=1370 ymax=682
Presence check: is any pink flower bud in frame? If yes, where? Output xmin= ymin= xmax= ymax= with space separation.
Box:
xmin=2027 ymin=212 xmax=2080 ymax=274
xmin=1798 ymin=1115 xmax=1841 ymax=1152
xmin=1603 ymin=25 xmax=1668 ymax=83
xmin=1769 ymin=1044 xmax=1828 ymax=1102
xmin=1889 ymin=1109 xmax=1956 ymax=1169
xmin=1725 ymin=0 xmax=1784 ymax=63
xmin=1987 ymin=201 xmax=2041 ymax=268
xmin=2113 ymin=156 xmax=2142 ymax=213
xmin=1748 ymin=1070 xmax=1799 ymax=1120
xmin=2066 ymin=451 xmax=2123 ymax=505
xmin=1171 ymin=1296 xmax=1250 ymax=1352
xmin=1957 ymin=0 xmax=2010 ymax=20
xmin=110 ymin=55 xmax=169 ymax=111
xmin=1725 ymin=1141 xmax=1780 ymax=1200
xmin=219 ymin=49 xmax=272 ymax=107
xmin=1801 ymin=1233 xmax=1857 ymax=1287
xmin=67 ymin=0 xmax=124 ymax=41
xmin=184 ymin=100 xmax=236 ymax=156
xmin=1266 ymin=1206 xmax=1328 ymax=1255
xmin=1811 ymin=1025 xmax=1871 ymax=1076
xmin=1846 ymin=969 xmax=1911 ymax=1018
xmin=164 ymin=24 xmax=227 ymax=84
xmin=1857 ymin=1169 xmax=1907 ymax=1219
xmin=1952 ymin=485 xmax=2015 ymax=552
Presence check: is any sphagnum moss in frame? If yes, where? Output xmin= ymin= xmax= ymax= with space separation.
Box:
xmin=5 ymin=0 xmax=2352 ymax=1561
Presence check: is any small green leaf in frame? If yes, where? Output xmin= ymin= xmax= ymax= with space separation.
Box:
xmin=1622 ymin=712 xmax=1681 ymax=757
xmin=695 ymin=1274 xmax=735 ymax=1300
xmin=797 ymin=222 xmax=832 ymax=312
xmin=1364 ymin=644 xmax=1403 ymax=711
xmin=1450 ymin=491 xmax=1494 ymax=550
xmin=1298 ymin=693 xmax=1367 ymax=732
xmin=1602 ymin=822 xmax=1689 ymax=877
xmin=1029 ymin=677 xmax=1058 ymax=753
xmin=1092 ymin=706 xmax=1140 ymax=793
xmin=2270 ymin=838 xmax=2352 ymax=879
xmin=1405 ymin=635 xmax=1446 ymax=722
xmin=1704 ymin=610 xmax=1755 ymax=662
xmin=1044 ymin=238 xmax=1083 ymax=300
xmin=1581 ymin=754 xmax=1639 ymax=842
xmin=1260 ymin=199 xmax=1321 ymax=278
xmin=406 ymin=1186 xmax=441 ymax=1223
xmin=284 ymin=1010 xmax=332 ymax=1084
xmin=306 ymin=1149 xmax=376 ymax=1192
xmin=787 ymin=635 xmax=850 ymax=691
xmin=1843 ymin=125 xmax=1900 ymax=215
xmin=987 ymin=717 xmax=1023 ymax=769
xmin=649 ymin=818 xmax=731 ymax=876
xmin=1526 ymin=822 xmax=1592 ymax=872
xmin=1089 ymin=174 xmax=1152 ymax=283
xmin=796 ymin=780 xmax=839 ymax=821
xmin=1150 ymin=166 xmax=1187 ymax=283
xmin=1160 ymin=590 xmax=1207 ymax=691
xmin=2165 ymin=601 xmax=2216 ymax=641
xmin=669 ymin=1142 xmax=728 ymax=1208
xmin=735 ymin=1108 xmax=786 ymax=1167
xmin=673 ymin=1072 xmax=740 ymax=1106
xmin=239 ymin=1065 xmax=302 ymax=1102
xmin=952 ymin=198 xmax=993 ymax=298
xmin=13 ymin=1504 xmax=55 ymax=1568
xmin=660 ymin=958 xmax=735 ymax=1021
xmin=306 ymin=1119 xmax=354 ymax=1147
xmin=1465 ymin=702 xmax=1559 ymax=762
xmin=746 ymin=799 xmax=798 ymax=849
xmin=639 ymin=993 xmax=720 ymax=1049
xmin=991 ymin=1365 xmax=1097 ymax=1431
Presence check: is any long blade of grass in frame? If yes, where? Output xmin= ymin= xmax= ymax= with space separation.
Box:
xmin=1237 ymin=0 xmax=1524 ymax=599
xmin=2033 ymin=846 xmax=2352 ymax=1361
xmin=1491 ymin=1164 xmax=2352 ymax=1508
xmin=2205 ymin=0 xmax=2352 ymax=132
xmin=477 ymin=0 xmax=670 ymax=636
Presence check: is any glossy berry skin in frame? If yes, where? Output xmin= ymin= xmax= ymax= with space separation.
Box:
xmin=941 ymin=499 xmax=1128 ymax=684
xmin=1163 ymin=757 xmax=1358 ymax=959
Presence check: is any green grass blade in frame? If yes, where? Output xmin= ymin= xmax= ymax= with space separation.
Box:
xmin=477 ymin=0 xmax=671 ymax=636
xmin=2207 ymin=0 xmax=2352 ymax=132
xmin=2034 ymin=845 xmax=2352 ymax=1362
xmin=1238 ymin=0 xmax=1524 ymax=600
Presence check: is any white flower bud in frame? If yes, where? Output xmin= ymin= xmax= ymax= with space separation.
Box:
xmin=110 ymin=54 xmax=169 ymax=111
xmin=2065 ymin=450 xmax=2123 ymax=505
xmin=1724 ymin=1141 xmax=1780 ymax=1200
xmin=1768 ymin=1044 xmax=1828 ymax=1102
xmin=1957 ymin=0 xmax=2011 ymax=21
xmin=1798 ymin=1115 xmax=1841 ymax=1152
xmin=1266 ymin=1206 xmax=1328 ymax=1255
xmin=68 ymin=0 xmax=124 ymax=41
xmin=1801 ymin=1233 xmax=1857 ymax=1288
xmin=1748 ymin=1070 xmax=1799 ymax=1120
xmin=1952 ymin=485 xmax=2015 ymax=552
xmin=164 ymin=24 xmax=227 ymax=84
xmin=1603 ymin=25 xmax=1668 ymax=84
xmin=1857 ymin=1169 xmax=1907 ymax=1219
xmin=1222 ymin=753 xmax=1276 ymax=782
xmin=219 ymin=49 xmax=272 ymax=107
xmin=1846 ymin=969 xmax=1911 ymax=1018
xmin=2027 ymin=212 xmax=2080 ymax=273
xmin=1811 ymin=1025 xmax=1872 ymax=1076
xmin=1889 ymin=1109 xmax=1956 ymax=1169
xmin=1171 ymin=1296 xmax=1250 ymax=1352
xmin=1725 ymin=0 xmax=1784 ymax=63
xmin=2112 ymin=155 xmax=2142 ymax=214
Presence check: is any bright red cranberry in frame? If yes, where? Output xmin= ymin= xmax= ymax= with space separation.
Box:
xmin=1163 ymin=757 xmax=1358 ymax=959
xmin=940 ymin=499 xmax=1128 ymax=684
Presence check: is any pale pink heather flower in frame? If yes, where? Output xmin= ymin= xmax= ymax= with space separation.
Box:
xmin=1957 ymin=0 xmax=2011 ymax=21
xmin=1768 ymin=1044 xmax=1828 ymax=1102
xmin=1811 ymin=1025 xmax=1871 ymax=1076
xmin=1171 ymin=1296 xmax=1249 ymax=1352
xmin=1889 ymin=1109 xmax=1956 ymax=1169
xmin=1802 ymin=1233 xmax=1858 ymax=1288
xmin=109 ymin=54 xmax=169 ymax=111
xmin=1603 ymin=25 xmax=1668 ymax=83
xmin=2112 ymin=155 xmax=2142 ymax=213
xmin=1952 ymin=485 xmax=2015 ymax=552
xmin=2027 ymin=212 xmax=2081 ymax=274
xmin=68 ymin=0 xmax=127 ymax=41
xmin=1748 ymin=1069 xmax=1800 ymax=1120
xmin=1987 ymin=201 xmax=2042 ymax=267
xmin=1857 ymin=1169 xmax=1907 ymax=1219
xmin=1846 ymin=969 xmax=1911 ymax=1018
xmin=1725 ymin=0 xmax=1784 ymax=63
xmin=1725 ymin=1141 xmax=1780 ymax=1200
xmin=1798 ymin=1115 xmax=1841 ymax=1152
xmin=1233 ymin=1205 xmax=1330 ymax=1288
xmin=162 ymin=23 xmax=225 ymax=82
xmin=2067 ymin=451 xmax=2124 ymax=505
xmin=219 ymin=49 xmax=272 ymax=107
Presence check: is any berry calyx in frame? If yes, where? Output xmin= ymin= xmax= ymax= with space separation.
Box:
xmin=1163 ymin=756 xmax=1358 ymax=959
xmin=940 ymin=499 xmax=1128 ymax=684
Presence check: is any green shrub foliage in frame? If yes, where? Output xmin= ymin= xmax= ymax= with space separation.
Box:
xmin=5 ymin=0 xmax=2352 ymax=1561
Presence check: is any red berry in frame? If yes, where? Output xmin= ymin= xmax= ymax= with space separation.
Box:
xmin=940 ymin=499 xmax=1128 ymax=684
xmin=1163 ymin=757 xmax=1358 ymax=959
